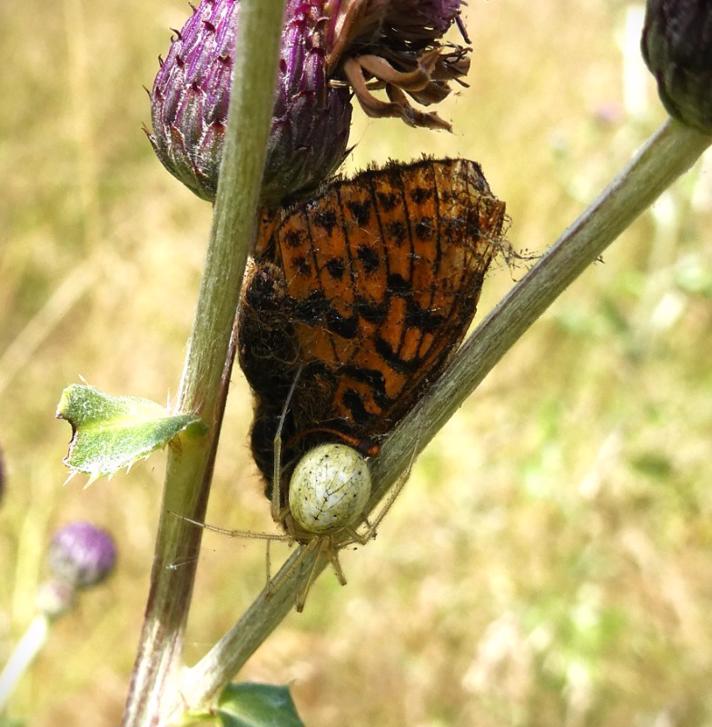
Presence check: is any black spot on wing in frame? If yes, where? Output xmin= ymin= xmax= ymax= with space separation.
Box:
xmin=326 ymin=308 xmax=358 ymax=339
xmin=410 ymin=186 xmax=433 ymax=204
xmin=342 ymin=389 xmax=372 ymax=427
xmin=314 ymin=208 xmax=338 ymax=236
xmin=284 ymin=229 xmax=304 ymax=248
xmin=374 ymin=336 xmax=419 ymax=373
xmin=291 ymin=290 xmax=329 ymax=324
xmin=348 ymin=200 xmax=372 ymax=226
xmin=292 ymin=256 xmax=311 ymax=276
xmin=415 ymin=217 xmax=434 ymax=240
xmin=357 ymin=245 xmax=380 ymax=273
xmin=377 ymin=191 xmax=398 ymax=211
xmin=405 ymin=299 xmax=446 ymax=332
xmin=341 ymin=365 xmax=389 ymax=408
xmin=387 ymin=273 xmax=412 ymax=295
xmin=355 ymin=297 xmax=388 ymax=324
xmin=326 ymin=257 xmax=346 ymax=279
xmin=386 ymin=220 xmax=408 ymax=246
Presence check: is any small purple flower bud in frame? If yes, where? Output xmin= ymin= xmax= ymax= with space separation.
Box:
xmin=149 ymin=0 xmax=353 ymax=206
xmin=641 ymin=0 xmax=712 ymax=133
xmin=48 ymin=522 xmax=117 ymax=589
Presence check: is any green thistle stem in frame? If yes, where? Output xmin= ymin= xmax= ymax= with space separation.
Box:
xmin=371 ymin=120 xmax=711 ymax=497
xmin=120 ymin=2 xmax=287 ymax=726
xmin=180 ymin=118 xmax=711 ymax=710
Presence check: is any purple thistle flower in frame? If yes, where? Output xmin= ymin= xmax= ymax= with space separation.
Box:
xmin=149 ymin=0 xmax=471 ymax=205
xmin=642 ymin=0 xmax=712 ymax=133
xmin=48 ymin=522 xmax=117 ymax=589
xmin=149 ymin=0 xmax=353 ymax=205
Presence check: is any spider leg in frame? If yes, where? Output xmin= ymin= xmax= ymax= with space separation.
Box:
xmin=327 ymin=537 xmax=348 ymax=586
xmin=176 ymin=513 xmax=291 ymax=542
xmin=261 ymin=536 xmax=319 ymax=609
xmin=359 ymin=417 xmax=423 ymax=541
xmin=295 ymin=538 xmax=333 ymax=613
xmin=264 ymin=520 xmax=302 ymax=597
xmin=343 ymin=525 xmax=372 ymax=546
xmin=272 ymin=364 xmax=304 ymax=524
xmin=265 ymin=540 xmax=272 ymax=593
xmin=177 ymin=512 xmax=293 ymax=598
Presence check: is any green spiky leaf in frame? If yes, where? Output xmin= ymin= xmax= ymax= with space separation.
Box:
xmin=216 ymin=683 xmax=305 ymax=727
xmin=57 ymin=384 xmax=206 ymax=481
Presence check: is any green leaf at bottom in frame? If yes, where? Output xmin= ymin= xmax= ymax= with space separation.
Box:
xmin=217 ymin=683 xmax=305 ymax=727
xmin=57 ymin=384 xmax=206 ymax=481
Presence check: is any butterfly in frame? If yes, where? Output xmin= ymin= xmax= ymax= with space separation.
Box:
xmin=237 ymin=157 xmax=505 ymax=607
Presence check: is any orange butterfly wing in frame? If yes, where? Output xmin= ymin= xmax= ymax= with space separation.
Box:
xmin=239 ymin=158 xmax=505 ymax=492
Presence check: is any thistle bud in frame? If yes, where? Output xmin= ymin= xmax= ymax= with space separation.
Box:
xmin=149 ymin=0 xmax=472 ymax=204
xmin=641 ymin=0 xmax=712 ymax=133
xmin=149 ymin=0 xmax=353 ymax=205
xmin=47 ymin=522 xmax=117 ymax=590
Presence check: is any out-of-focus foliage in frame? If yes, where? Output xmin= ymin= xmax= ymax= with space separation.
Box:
xmin=0 ymin=1 xmax=710 ymax=726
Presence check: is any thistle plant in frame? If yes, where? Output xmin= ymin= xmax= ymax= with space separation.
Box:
xmin=44 ymin=1 xmax=711 ymax=725
xmin=46 ymin=521 xmax=117 ymax=592
xmin=149 ymin=0 xmax=353 ymax=205
xmin=148 ymin=0 xmax=469 ymax=206
xmin=0 ymin=523 xmax=116 ymax=712
xmin=641 ymin=0 xmax=712 ymax=132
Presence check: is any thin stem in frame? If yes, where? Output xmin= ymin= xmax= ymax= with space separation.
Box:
xmin=369 ymin=120 xmax=710 ymax=500
xmin=121 ymin=2 xmax=287 ymax=726
xmin=181 ymin=547 xmax=323 ymax=710
xmin=0 ymin=614 xmax=50 ymax=711
xmin=181 ymin=118 xmax=711 ymax=707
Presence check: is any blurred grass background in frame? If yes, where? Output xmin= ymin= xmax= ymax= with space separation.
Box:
xmin=1 ymin=0 xmax=711 ymax=725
